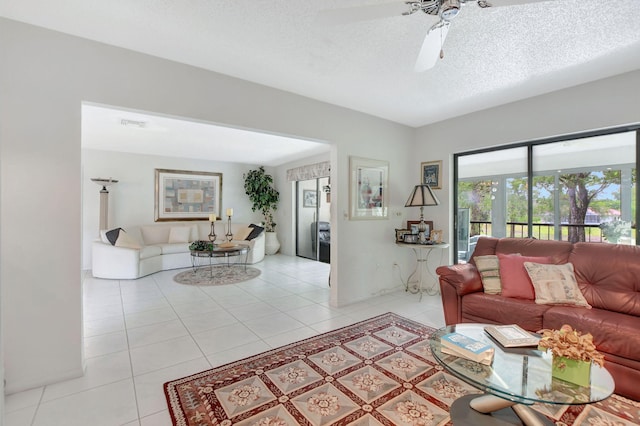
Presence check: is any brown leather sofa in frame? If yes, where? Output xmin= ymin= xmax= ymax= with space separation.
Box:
xmin=436 ymin=236 xmax=640 ymax=401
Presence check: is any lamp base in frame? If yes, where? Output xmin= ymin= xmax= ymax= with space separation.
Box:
xmin=418 ymin=214 xmax=428 ymax=244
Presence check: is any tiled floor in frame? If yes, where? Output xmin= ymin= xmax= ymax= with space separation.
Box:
xmin=4 ymin=254 xmax=445 ymax=426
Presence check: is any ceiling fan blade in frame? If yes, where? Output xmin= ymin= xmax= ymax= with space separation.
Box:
xmin=476 ymin=0 xmax=553 ymax=7
xmin=414 ymin=21 xmax=450 ymax=72
xmin=316 ymin=2 xmax=409 ymax=26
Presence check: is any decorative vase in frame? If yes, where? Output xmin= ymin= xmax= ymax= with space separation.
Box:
xmin=552 ymin=356 xmax=591 ymax=387
xmin=264 ymin=231 xmax=280 ymax=255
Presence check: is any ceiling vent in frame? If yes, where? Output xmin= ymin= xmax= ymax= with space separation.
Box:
xmin=120 ymin=118 xmax=147 ymax=128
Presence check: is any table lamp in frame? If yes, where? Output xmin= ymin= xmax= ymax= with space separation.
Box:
xmin=405 ymin=184 xmax=439 ymax=244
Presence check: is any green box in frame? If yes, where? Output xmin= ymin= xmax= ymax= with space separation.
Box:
xmin=552 ymin=356 xmax=591 ymax=387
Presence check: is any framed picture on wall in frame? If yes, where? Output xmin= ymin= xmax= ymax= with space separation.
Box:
xmin=303 ymin=189 xmax=317 ymax=208
xmin=154 ymin=168 xmax=222 ymax=221
xmin=349 ymin=156 xmax=389 ymax=220
xmin=421 ymin=160 xmax=442 ymax=189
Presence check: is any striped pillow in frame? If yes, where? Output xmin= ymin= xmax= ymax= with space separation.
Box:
xmin=474 ymin=255 xmax=501 ymax=294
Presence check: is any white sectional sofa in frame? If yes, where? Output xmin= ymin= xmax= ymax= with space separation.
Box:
xmin=92 ymin=221 xmax=265 ymax=279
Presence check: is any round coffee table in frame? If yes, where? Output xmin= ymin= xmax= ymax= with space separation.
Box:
xmin=429 ymin=323 xmax=615 ymax=426
xmin=190 ymin=244 xmax=250 ymax=278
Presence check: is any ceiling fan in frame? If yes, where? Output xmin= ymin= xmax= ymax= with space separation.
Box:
xmin=318 ymin=0 xmax=551 ymax=71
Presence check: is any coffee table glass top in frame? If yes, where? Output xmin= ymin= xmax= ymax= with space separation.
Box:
xmin=190 ymin=244 xmax=249 ymax=257
xmin=429 ymin=324 xmax=614 ymax=406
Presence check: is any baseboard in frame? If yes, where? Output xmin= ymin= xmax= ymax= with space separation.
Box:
xmin=5 ymin=364 xmax=85 ymax=395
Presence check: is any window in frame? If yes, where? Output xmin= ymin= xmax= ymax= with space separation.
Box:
xmin=454 ymin=127 xmax=639 ymax=263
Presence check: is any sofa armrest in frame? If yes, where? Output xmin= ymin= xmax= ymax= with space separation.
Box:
xmin=92 ymin=240 xmax=141 ymax=279
xmin=435 ymin=264 xmax=483 ymax=295
xmin=436 ymin=264 xmax=483 ymax=326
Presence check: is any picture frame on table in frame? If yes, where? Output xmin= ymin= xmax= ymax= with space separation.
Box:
xmin=395 ymin=229 xmax=412 ymax=243
xmin=155 ymin=168 xmax=222 ymax=222
xmin=421 ymin=160 xmax=442 ymax=189
xmin=303 ymin=189 xmax=317 ymax=208
xmin=407 ymin=220 xmax=433 ymax=236
xmin=403 ymin=234 xmax=418 ymax=244
xmin=349 ymin=156 xmax=389 ymax=220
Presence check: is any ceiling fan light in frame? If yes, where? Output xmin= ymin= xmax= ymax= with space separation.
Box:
xmin=440 ymin=0 xmax=461 ymax=20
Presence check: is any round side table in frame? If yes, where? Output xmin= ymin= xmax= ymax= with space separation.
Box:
xmin=396 ymin=242 xmax=449 ymax=300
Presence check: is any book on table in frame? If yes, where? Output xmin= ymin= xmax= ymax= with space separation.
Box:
xmin=440 ymin=332 xmax=494 ymax=365
xmin=484 ymin=324 xmax=540 ymax=348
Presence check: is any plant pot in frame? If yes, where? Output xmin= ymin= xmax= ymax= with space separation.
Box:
xmin=552 ymin=356 xmax=591 ymax=387
xmin=264 ymin=231 xmax=280 ymax=255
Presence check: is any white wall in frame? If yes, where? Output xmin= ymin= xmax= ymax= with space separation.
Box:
xmin=4 ymin=15 xmax=638 ymax=397
xmin=0 ymin=18 xmax=414 ymax=393
xmin=82 ymin=149 xmax=269 ymax=269
xmin=414 ymin=70 xmax=640 ymax=258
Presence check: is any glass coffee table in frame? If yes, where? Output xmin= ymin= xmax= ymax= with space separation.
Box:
xmin=190 ymin=244 xmax=250 ymax=278
xmin=429 ymin=324 xmax=615 ymax=426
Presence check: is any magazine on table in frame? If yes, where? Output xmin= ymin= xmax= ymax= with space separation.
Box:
xmin=440 ymin=332 xmax=494 ymax=365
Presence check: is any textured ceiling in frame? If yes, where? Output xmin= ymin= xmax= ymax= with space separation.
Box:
xmin=2 ymin=0 xmax=640 ymax=128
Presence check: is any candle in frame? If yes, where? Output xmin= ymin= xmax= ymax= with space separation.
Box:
xmin=209 ymin=214 xmax=216 ymax=222
xmin=226 ymin=208 xmax=233 ymax=217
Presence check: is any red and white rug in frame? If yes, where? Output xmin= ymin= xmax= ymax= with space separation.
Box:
xmin=164 ymin=313 xmax=639 ymax=425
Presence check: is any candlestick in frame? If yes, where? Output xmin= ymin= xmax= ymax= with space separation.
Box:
xmin=208 ymin=220 xmax=217 ymax=243
xmin=225 ymin=215 xmax=233 ymax=243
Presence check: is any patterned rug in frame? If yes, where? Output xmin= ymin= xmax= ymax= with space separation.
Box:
xmin=173 ymin=266 xmax=261 ymax=286
xmin=164 ymin=313 xmax=640 ymax=426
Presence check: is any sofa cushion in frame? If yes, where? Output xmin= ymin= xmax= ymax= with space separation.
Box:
xmin=233 ymin=226 xmax=253 ymax=241
xmin=139 ymin=245 xmax=162 ymax=259
xmin=495 ymin=238 xmax=572 ymax=264
xmin=157 ymin=243 xmax=190 ymax=255
xmin=474 ymin=255 xmax=501 ymax=294
xmin=570 ymin=242 xmax=640 ymax=316
xmin=461 ymin=292 xmax=551 ymax=331
xmin=168 ymin=226 xmax=191 ymax=243
xmin=141 ymin=226 xmax=171 ymax=245
xmin=498 ymin=253 xmax=551 ymax=300
xmin=247 ymin=224 xmax=265 ymax=240
xmin=101 ymin=228 xmax=141 ymax=249
xmin=524 ymin=262 xmax=591 ymax=308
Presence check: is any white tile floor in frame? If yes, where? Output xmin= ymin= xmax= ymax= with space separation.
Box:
xmin=4 ymin=254 xmax=445 ymax=426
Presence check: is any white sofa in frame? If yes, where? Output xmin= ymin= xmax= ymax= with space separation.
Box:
xmin=92 ymin=221 xmax=265 ymax=279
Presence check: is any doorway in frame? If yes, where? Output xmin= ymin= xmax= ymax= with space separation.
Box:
xmin=296 ymin=177 xmax=330 ymax=263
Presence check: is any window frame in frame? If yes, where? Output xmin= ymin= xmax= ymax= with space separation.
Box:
xmin=453 ymin=125 xmax=640 ymax=263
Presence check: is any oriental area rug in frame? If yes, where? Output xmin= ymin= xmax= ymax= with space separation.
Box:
xmin=164 ymin=313 xmax=639 ymax=426
xmin=173 ymin=266 xmax=261 ymax=286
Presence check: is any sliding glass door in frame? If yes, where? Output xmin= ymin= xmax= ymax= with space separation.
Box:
xmin=296 ymin=177 xmax=330 ymax=263
xmin=454 ymin=127 xmax=639 ymax=263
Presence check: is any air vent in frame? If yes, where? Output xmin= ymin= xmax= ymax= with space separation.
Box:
xmin=120 ymin=118 xmax=147 ymax=128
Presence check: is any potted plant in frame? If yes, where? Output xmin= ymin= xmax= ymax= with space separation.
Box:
xmin=538 ymin=324 xmax=604 ymax=387
xmin=243 ymin=166 xmax=280 ymax=254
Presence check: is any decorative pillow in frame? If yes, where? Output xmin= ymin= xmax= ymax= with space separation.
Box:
xmin=498 ymin=253 xmax=552 ymax=300
xmin=168 ymin=226 xmax=191 ymax=243
xmin=524 ymin=262 xmax=591 ymax=308
xmin=246 ymin=224 xmax=265 ymax=240
xmin=474 ymin=255 xmax=501 ymax=294
xmin=233 ymin=227 xmax=253 ymax=241
xmin=101 ymin=228 xmax=141 ymax=249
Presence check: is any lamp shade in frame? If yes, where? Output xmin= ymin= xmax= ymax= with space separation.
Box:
xmin=405 ymin=184 xmax=439 ymax=207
